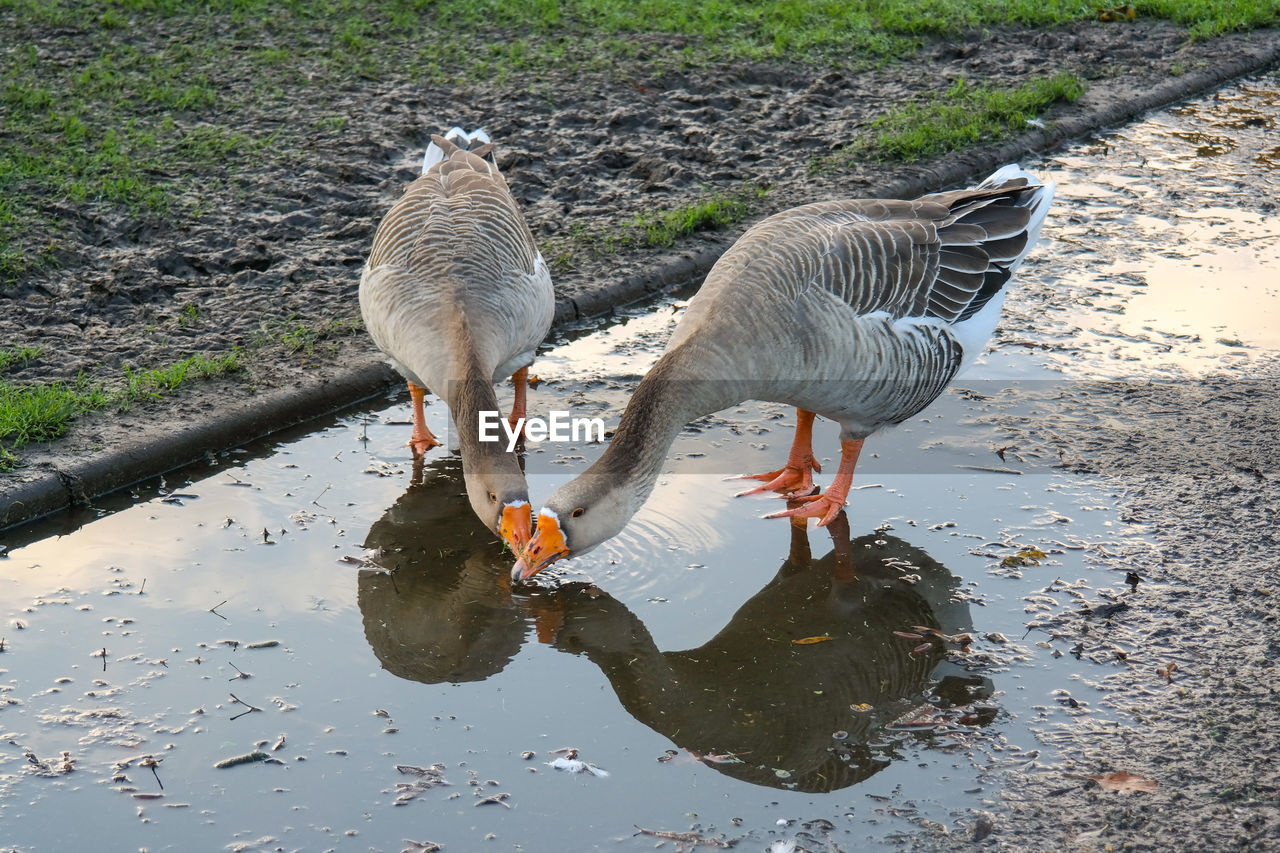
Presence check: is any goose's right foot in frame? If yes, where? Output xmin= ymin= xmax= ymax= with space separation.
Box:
xmin=731 ymin=459 xmax=820 ymax=497
xmin=732 ymin=408 xmax=821 ymax=497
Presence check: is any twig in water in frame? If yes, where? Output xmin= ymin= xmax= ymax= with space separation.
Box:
xmin=228 ymin=693 xmax=262 ymax=721
xmin=141 ymin=756 xmax=163 ymax=790
xmin=633 ymin=826 xmax=736 ymax=848
xmin=209 ymin=600 xmax=228 ymax=620
xmin=227 ymin=662 xmax=251 ymax=681
xmin=956 ymin=464 xmax=1023 ymax=475
xmin=312 ymin=483 xmax=332 ymax=508
xmin=138 ymin=578 xmax=147 ymax=595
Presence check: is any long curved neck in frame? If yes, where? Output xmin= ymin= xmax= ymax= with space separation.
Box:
xmin=593 ymin=342 xmax=742 ymax=508
xmin=450 ymin=357 xmax=517 ymax=471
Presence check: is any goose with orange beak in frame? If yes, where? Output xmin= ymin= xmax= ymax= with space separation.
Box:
xmin=514 ymin=165 xmax=1053 ymax=581
xmin=360 ymin=126 xmax=552 ymax=555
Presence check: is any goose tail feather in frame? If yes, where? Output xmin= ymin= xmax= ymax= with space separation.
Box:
xmin=422 ymin=126 xmax=493 ymax=173
xmin=978 ymin=163 xmax=1055 ymax=273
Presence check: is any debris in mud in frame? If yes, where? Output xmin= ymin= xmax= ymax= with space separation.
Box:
xmin=887 ymin=702 xmax=999 ymax=734
xmin=474 ymin=791 xmax=511 ymax=807
xmin=401 ymin=842 xmax=443 ymax=853
xmin=392 ymin=763 xmax=452 ymax=806
xmin=633 ymin=825 xmax=738 ymax=849
xmin=792 ymin=635 xmax=834 ymax=645
xmin=213 ymin=749 xmax=271 ymax=769
xmin=227 ymin=692 xmax=262 ymax=720
xmin=1088 ymin=770 xmax=1159 ymax=794
xmin=23 ymin=749 xmax=74 ymax=777
xmin=1080 ymin=600 xmax=1129 ymax=620
xmin=1001 ymin=547 xmax=1047 ymax=568
xmin=547 ymin=747 xmax=609 ymax=777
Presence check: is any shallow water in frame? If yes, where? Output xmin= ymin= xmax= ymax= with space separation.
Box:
xmin=2 ymin=73 xmax=1277 ymax=851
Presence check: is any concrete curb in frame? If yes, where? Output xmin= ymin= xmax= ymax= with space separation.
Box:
xmin=3 ymin=40 xmax=1279 ymax=534
xmin=1 ymin=362 xmax=397 ymax=531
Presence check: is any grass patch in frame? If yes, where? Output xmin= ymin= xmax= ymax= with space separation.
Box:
xmin=256 ymin=316 xmax=364 ymax=357
xmin=0 ymin=376 xmax=112 ymax=451
xmin=633 ymin=184 xmax=771 ymax=247
xmin=0 ymin=345 xmax=42 ymax=373
xmin=117 ymin=351 xmax=242 ymax=410
xmin=0 ymin=351 xmax=241 ymax=470
xmin=867 ymin=72 xmax=1086 ymax=162
xmin=543 ymin=182 xmax=771 ymax=270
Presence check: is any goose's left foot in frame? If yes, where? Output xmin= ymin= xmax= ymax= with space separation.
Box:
xmin=763 ymin=438 xmax=864 ymax=527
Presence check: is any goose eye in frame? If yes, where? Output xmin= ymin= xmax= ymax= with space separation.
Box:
xmin=488 ymin=492 xmax=498 ymax=504
xmin=571 ymin=507 xmax=585 ymax=518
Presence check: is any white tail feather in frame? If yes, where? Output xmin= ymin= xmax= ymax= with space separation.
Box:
xmin=422 ymin=126 xmax=492 ymax=174
xmin=980 ymin=164 xmax=1055 ymax=273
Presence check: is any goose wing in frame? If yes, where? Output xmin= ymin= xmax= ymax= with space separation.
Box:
xmin=706 ymin=177 xmax=1047 ymax=324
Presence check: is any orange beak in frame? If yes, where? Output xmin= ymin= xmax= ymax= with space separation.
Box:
xmin=499 ymin=502 xmax=532 ymax=554
xmin=511 ymin=511 xmax=571 ymax=581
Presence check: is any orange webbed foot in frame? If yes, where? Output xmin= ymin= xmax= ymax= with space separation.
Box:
xmin=408 ymin=430 xmax=441 ymax=457
xmin=763 ymin=493 xmax=847 ymax=527
xmin=731 ymin=458 xmax=821 ymax=497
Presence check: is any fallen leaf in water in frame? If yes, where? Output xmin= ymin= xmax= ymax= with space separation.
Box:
xmin=1156 ymin=661 xmax=1178 ymax=682
xmin=1090 ymin=771 xmax=1157 ymax=794
xmin=792 ymin=635 xmax=834 ymax=645
xmin=1002 ymin=547 xmax=1046 ymax=568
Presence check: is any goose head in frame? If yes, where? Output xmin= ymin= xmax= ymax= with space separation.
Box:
xmin=460 ymin=455 xmax=533 ymax=556
xmin=511 ymin=470 xmax=634 ymax=580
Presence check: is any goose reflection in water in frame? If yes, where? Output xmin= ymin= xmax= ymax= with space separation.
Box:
xmin=358 ymin=457 xmax=523 ymax=684
xmin=358 ymin=472 xmax=993 ymax=791
xmin=528 ymin=512 xmax=993 ymax=792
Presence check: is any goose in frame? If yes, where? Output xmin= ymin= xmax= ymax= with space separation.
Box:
xmin=513 ymin=164 xmax=1053 ymax=580
xmin=360 ymin=126 xmax=553 ymax=553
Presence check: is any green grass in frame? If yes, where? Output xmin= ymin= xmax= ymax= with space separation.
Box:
xmin=634 ymin=184 xmax=771 ymax=247
xmin=0 ymin=376 xmax=112 ymax=450
xmin=0 ymin=345 xmax=42 ymax=373
xmin=0 ymin=352 xmax=241 ymax=470
xmin=255 ymin=316 xmax=365 ymax=357
xmin=117 ymin=352 xmax=242 ymax=410
xmin=542 ymin=182 xmax=770 ymax=270
xmin=867 ymin=72 xmax=1086 ymax=162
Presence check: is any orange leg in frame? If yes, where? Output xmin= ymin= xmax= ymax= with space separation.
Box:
xmin=765 ymin=438 xmax=864 ymax=527
xmin=406 ymin=381 xmax=441 ymax=457
xmin=508 ymin=366 xmax=528 ymax=435
xmin=734 ymin=409 xmax=822 ymax=497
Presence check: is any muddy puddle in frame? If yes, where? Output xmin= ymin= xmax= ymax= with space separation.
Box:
xmin=2 ymin=74 xmax=1277 ymax=851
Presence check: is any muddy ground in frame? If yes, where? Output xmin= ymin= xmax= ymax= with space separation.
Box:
xmin=2 ymin=14 xmax=1280 ymax=851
